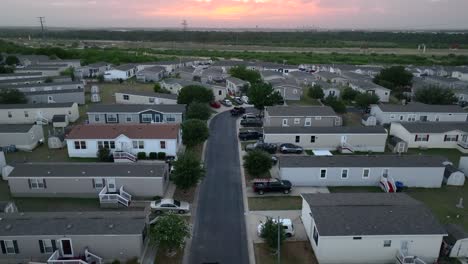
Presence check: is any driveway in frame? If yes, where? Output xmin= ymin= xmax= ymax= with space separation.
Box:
xmin=188 ymin=111 xmax=249 ymax=264
xmin=246 ymin=210 xmax=308 ymax=243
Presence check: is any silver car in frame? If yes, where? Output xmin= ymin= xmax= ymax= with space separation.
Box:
xmin=150 ymin=199 xmax=190 ymax=214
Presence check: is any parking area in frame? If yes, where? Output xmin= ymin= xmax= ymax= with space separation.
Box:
xmin=246 ymin=210 xmax=308 ymax=243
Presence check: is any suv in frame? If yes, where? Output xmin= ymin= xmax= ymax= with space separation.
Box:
xmin=241 ymin=119 xmax=263 ymax=127
xmin=279 ymin=143 xmax=304 ymax=154
xmin=245 ymin=141 xmax=277 ymax=154
xmin=242 ymin=113 xmax=259 ymax=120
xmin=257 ymin=218 xmax=295 ymax=238
xmin=252 ymin=178 xmax=292 ymax=195
xmin=220 ymin=99 xmax=233 ymax=107
xmin=238 ymin=130 xmax=263 ymax=141
xmin=233 ymin=97 xmax=244 ymax=105
xmin=230 ymin=107 xmax=246 ymax=116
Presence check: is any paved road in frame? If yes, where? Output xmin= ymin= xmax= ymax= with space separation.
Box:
xmin=189 ymin=111 xmax=249 ymax=264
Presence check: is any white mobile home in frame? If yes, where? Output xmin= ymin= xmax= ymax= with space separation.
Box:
xmin=264 ymin=106 xmax=341 ymax=128
xmin=115 ymin=91 xmax=178 ymax=105
xmin=0 ymin=124 xmax=44 ymax=151
xmin=279 ymin=155 xmax=447 ymax=188
xmin=301 ymin=193 xmax=446 ymax=264
xmin=0 ymin=103 xmax=79 ymax=125
xmin=104 ymin=64 xmax=137 ymax=81
xmin=263 ymin=126 xmax=388 ymax=153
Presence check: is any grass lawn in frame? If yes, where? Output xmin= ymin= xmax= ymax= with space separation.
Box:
xmin=5 ymin=143 xmax=98 ymax=164
xmin=248 ymin=197 xmax=302 ymax=211
xmin=97 ymin=82 xmax=155 ymax=104
xmin=405 ymin=148 xmax=466 ymax=166
xmin=254 ymin=241 xmax=318 ymax=264
xmin=341 ymin=112 xmax=363 ymax=126
xmin=328 ymin=186 xmax=382 ymax=193
xmin=154 ymin=248 xmax=184 ymax=264
xmin=286 ymin=88 xmax=321 ymax=106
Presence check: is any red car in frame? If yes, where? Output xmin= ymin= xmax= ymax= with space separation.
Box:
xmin=210 ymin=101 xmax=221 ymax=109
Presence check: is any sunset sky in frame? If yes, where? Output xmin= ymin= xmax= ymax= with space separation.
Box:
xmin=1 ymin=0 xmax=468 ymax=29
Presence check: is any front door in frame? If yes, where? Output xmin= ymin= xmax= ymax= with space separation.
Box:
xmin=60 ymin=239 xmax=73 ymax=257
xmin=107 ymin=178 xmax=117 ymax=193
xmin=341 ymin=135 xmax=348 ymax=144
xmin=462 ymin=135 xmax=468 ymax=143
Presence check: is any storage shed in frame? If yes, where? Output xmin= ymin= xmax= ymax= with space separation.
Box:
xmin=387 ymin=136 xmax=409 ymax=153
xmin=361 ymin=115 xmax=377 ymax=127
xmin=444 ymin=224 xmax=468 ymax=259
xmin=51 ymin=114 xmax=69 ymax=128
xmin=444 ymin=164 xmax=465 ymax=186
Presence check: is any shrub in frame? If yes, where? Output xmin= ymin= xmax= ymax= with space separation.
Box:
xmin=308 ymin=85 xmax=324 ymax=99
xmin=97 ymin=148 xmax=111 ymax=162
xmin=181 ymin=119 xmax=209 ymax=147
xmin=137 ymin=152 xmax=147 ymax=160
xmin=172 ymin=151 xmax=205 ymax=190
xmin=243 ymin=150 xmax=273 ymax=176
xmin=341 ymin=87 xmax=359 ymax=101
xmin=323 ymin=95 xmax=347 ymax=113
xmin=157 ymin=152 xmax=166 ymax=160
xmin=149 ymin=152 xmax=158 ymax=160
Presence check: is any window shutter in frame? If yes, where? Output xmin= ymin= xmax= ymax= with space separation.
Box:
xmin=102 ymin=178 xmax=105 ymax=186
xmin=414 ymin=135 xmax=418 ymax=141
xmin=92 ymin=179 xmax=96 ymax=188
xmin=51 ymin=240 xmax=57 ymax=251
xmin=28 ymin=179 xmax=32 ymax=189
xmin=0 ymin=240 xmax=6 ymax=254
xmin=13 ymin=240 xmax=19 ymax=254
xmin=43 ymin=179 xmax=47 ymax=189
xmin=427 ymin=135 xmax=430 ymax=141
xmin=444 ymin=135 xmax=447 ymax=141
xmin=456 ymin=135 xmax=459 ymax=141
xmin=39 ymin=240 xmax=45 ymax=253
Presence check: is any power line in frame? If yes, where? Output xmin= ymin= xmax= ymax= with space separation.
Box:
xmin=38 ymin=16 xmax=46 ymax=40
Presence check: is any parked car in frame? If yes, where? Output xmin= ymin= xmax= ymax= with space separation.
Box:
xmin=220 ymin=99 xmax=233 ymax=107
xmin=242 ymin=113 xmax=260 ymax=120
xmin=245 ymin=141 xmax=277 ymax=154
xmin=233 ymin=97 xmax=244 ymax=105
xmin=241 ymin=95 xmax=249 ymax=104
xmin=252 ymin=178 xmax=292 ymax=195
xmin=240 ymin=119 xmax=263 ymax=127
xmin=257 ymin=218 xmax=295 ymax=238
xmin=150 ymin=199 xmax=190 ymax=214
xmin=231 ymin=107 xmax=246 ymax=116
xmin=238 ymin=130 xmax=263 ymax=141
xmin=279 ymin=143 xmax=304 ymax=154
xmin=210 ymin=101 xmax=221 ymax=109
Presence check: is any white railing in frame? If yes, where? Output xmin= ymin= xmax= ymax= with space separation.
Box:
xmin=396 ymin=250 xmax=427 ymax=264
xmin=341 ymin=142 xmax=354 ymax=153
xmin=98 ymin=186 xmax=131 ymax=207
xmin=457 ymin=141 xmax=468 ymax=149
xmin=85 ymin=249 xmax=102 ymax=264
xmin=47 ymin=250 xmax=87 ymax=264
xmin=113 ymin=151 xmax=137 ymax=162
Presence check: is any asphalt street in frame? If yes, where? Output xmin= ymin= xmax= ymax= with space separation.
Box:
xmin=188 ymin=111 xmax=249 ymax=264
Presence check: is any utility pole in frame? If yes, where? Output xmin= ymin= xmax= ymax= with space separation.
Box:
xmin=277 ymin=216 xmax=281 ymax=264
xmin=181 ymin=19 xmax=188 ymax=43
xmin=38 ymin=16 xmax=46 ymax=40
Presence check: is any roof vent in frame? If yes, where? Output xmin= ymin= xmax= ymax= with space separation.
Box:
xmin=47 ymin=171 xmax=51 ymax=174
xmin=128 ymin=170 xmax=131 ymax=174
xmin=82 ymin=171 xmax=86 ymax=175
xmin=150 ymin=170 xmax=154 ymax=174
xmin=108 ymin=224 xmax=114 ymax=229
xmin=66 ymin=224 xmax=73 ymax=229
xmin=5 ymin=224 xmax=12 ymax=230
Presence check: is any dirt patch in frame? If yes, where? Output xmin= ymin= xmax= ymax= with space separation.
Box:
xmin=254 ymin=241 xmax=318 ymax=264
xmin=154 ymin=248 xmax=184 ymax=264
xmin=173 ymin=186 xmax=197 ymax=204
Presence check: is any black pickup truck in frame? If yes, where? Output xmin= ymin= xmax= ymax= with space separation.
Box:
xmin=240 ymin=119 xmax=263 ymax=127
xmin=230 ymin=107 xmax=246 ymax=116
xmin=252 ymin=179 xmax=292 ymax=195
xmin=238 ymin=130 xmax=263 ymax=141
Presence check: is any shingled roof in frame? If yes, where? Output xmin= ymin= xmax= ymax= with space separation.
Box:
xmin=65 ymin=124 xmax=179 ymax=139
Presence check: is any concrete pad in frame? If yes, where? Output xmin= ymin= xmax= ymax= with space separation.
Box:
xmin=246 ymin=210 xmax=308 ymax=243
xmin=246 ymin=185 xmax=329 ymax=197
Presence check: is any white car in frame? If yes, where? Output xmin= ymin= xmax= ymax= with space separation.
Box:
xmin=257 ymin=218 xmax=295 ymax=238
xmin=150 ymin=199 xmax=190 ymax=214
xmin=241 ymin=96 xmax=249 ymax=104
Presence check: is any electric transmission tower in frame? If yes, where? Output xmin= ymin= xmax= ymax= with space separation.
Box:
xmin=38 ymin=16 xmax=46 ymax=40
xmin=182 ymin=20 xmax=188 ymax=32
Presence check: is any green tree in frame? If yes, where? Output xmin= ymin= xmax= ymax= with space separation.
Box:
xmin=243 ymin=150 xmax=273 ymax=177
xmin=259 ymin=217 xmax=286 ymax=250
xmin=154 ymin=83 xmax=162 ymax=93
xmin=171 ymin=151 xmax=205 ymax=190
xmin=307 ymin=85 xmax=324 ymax=99
xmin=0 ymin=65 xmax=14 ymax=74
xmin=341 ymin=87 xmax=359 ymax=101
xmin=97 ymin=75 xmax=105 ymax=83
xmin=177 ymin=85 xmax=214 ymax=105
xmin=97 ymin=148 xmax=111 ymax=162
xmin=0 ymin=89 xmax=27 ymax=104
xmin=374 ymin=66 xmax=413 ymax=98
xmin=247 ymin=82 xmax=283 ymax=110
xmin=186 ymin=102 xmax=211 ymax=121
xmin=228 ymin=65 xmax=261 ymax=84
xmin=181 ymin=119 xmax=209 ymax=147
xmin=5 ymin=55 xmax=19 ymax=66
xmin=323 ymin=95 xmax=347 ymax=113
xmin=355 ymin=93 xmax=380 ymax=109
xmin=44 ymin=77 xmax=53 ymax=83
xmin=150 ymin=213 xmax=191 ymax=254
xmin=60 ymin=67 xmax=75 ymax=81
xmin=414 ymin=86 xmax=458 ymax=105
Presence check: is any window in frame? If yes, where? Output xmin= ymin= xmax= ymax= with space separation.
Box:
xmin=97 ymin=141 xmax=115 ymax=149
xmin=315 ymin=116 xmax=322 ymax=120
xmin=94 ymin=115 xmax=100 ymax=122
xmin=29 ymin=178 xmax=47 ymax=189
xmin=415 ymin=134 xmax=429 ymax=142
xmin=123 ymin=94 xmax=130 ymax=100
xmin=92 ymin=178 xmax=105 ymax=189
xmin=294 ymin=118 xmax=300 ymax=125
xmin=126 ymin=116 xmax=132 ymax=122
xmin=142 ymin=114 xmax=153 ymax=123
xmin=295 ymin=136 xmax=300 ymax=143
xmin=444 ymin=135 xmax=459 ymax=142
xmin=382 ymin=168 xmax=389 ymax=178
xmin=399 ymin=115 xmax=404 ymax=121
xmin=218 ymin=90 xmax=222 ymax=96
xmin=133 ymin=141 xmax=145 ymax=149
xmin=24 ymin=111 xmax=29 ymax=118
xmin=106 ymin=114 xmax=118 ymax=123
xmin=39 ymin=239 xmax=55 ymax=254
xmin=305 ymin=118 xmax=312 ymax=127
xmin=0 ymin=240 xmax=19 ymax=254
xmin=435 ymin=115 xmax=440 ymax=122
xmin=383 ymin=240 xmax=392 ymax=247
xmin=7 ymin=111 xmax=12 ymax=118
xmin=390 ymin=114 xmax=395 ymax=119
xmin=293 ymin=89 xmax=298 ymax=94
xmin=313 ymin=226 xmax=319 ymax=246
xmin=311 ymin=136 xmax=316 ymax=143
xmin=282 ymin=119 xmax=288 ymax=127
xmin=149 ymin=97 xmax=155 ymax=103
xmin=407 ymin=114 xmax=416 ymax=122
xmin=160 ymin=141 xmax=166 ymax=149
xmin=353 ymin=237 xmax=362 ymax=240
xmin=341 ymin=169 xmax=349 ymax=179
xmin=74 ymin=141 xmax=87 ymax=149
xmin=420 ymin=115 xmax=428 ymax=122
xmin=320 ymin=169 xmax=327 ymax=179
xmin=166 ymin=115 xmax=176 ymax=122
xmin=362 ymin=168 xmax=370 ymax=179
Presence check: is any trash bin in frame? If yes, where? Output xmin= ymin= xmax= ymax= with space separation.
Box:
xmin=395 ymin=181 xmax=405 ymax=192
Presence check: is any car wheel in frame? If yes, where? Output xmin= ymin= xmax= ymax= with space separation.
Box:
xmin=297 ymin=150 xmax=302 ymax=154
xmin=284 ymin=189 xmax=290 ymax=194
xmin=258 ymin=190 xmax=264 ymax=195
xmin=286 ymin=233 xmax=292 ymax=238
xmin=155 ymin=210 xmax=163 ymax=214
xmin=178 ymin=210 xmax=186 ymax=214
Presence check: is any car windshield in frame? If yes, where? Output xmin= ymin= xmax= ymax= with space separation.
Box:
xmin=173 ymin=200 xmax=181 ymax=207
